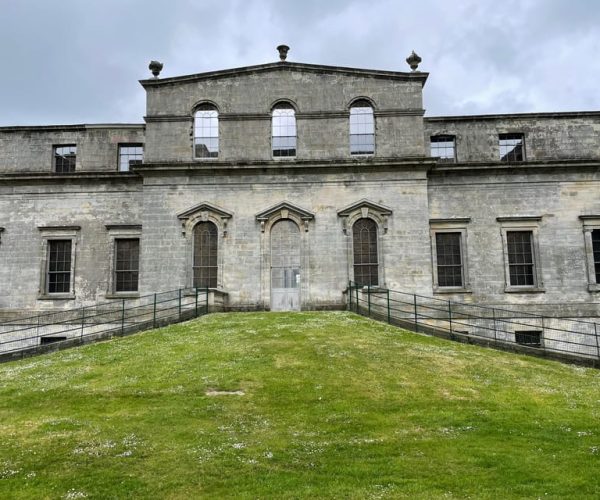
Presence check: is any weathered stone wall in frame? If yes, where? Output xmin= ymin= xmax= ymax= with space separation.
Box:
xmin=144 ymin=68 xmax=425 ymax=162
xmin=0 ymin=178 xmax=142 ymax=313
xmin=0 ymin=125 xmax=145 ymax=173
xmin=425 ymin=113 xmax=600 ymax=162
xmin=139 ymin=165 xmax=432 ymax=310
xmin=428 ymin=165 xmax=600 ymax=315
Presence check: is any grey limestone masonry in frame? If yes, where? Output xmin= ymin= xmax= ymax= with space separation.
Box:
xmin=0 ymin=54 xmax=599 ymax=320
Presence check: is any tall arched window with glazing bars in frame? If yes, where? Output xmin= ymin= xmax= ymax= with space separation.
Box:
xmin=352 ymin=218 xmax=379 ymax=286
xmin=272 ymin=103 xmax=296 ymax=157
xmin=349 ymin=100 xmax=374 ymax=155
xmin=193 ymin=221 xmax=218 ymax=288
xmin=194 ymin=104 xmax=219 ymax=158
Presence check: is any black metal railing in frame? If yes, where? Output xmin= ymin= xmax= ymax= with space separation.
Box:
xmin=348 ymin=282 xmax=600 ymax=364
xmin=0 ymin=288 xmax=209 ymax=358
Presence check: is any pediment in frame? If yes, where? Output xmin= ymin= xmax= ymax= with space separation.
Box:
xmin=141 ymin=62 xmax=427 ymax=88
xmin=255 ymin=201 xmax=314 ymax=221
xmin=177 ymin=202 xmax=233 ymax=221
xmin=337 ymin=199 xmax=393 ymax=217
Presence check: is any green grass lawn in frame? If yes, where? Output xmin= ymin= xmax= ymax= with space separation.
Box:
xmin=1 ymin=312 xmax=600 ymax=499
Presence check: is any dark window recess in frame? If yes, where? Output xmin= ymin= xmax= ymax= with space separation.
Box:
xmin=40 ymin=336 xmax=67 ymax=345
xmin=54 ymin=145 xmax=76 ymax=173
xmin=118 ymin=144 xmax=143 ymax=172
xmin=272 ymin=104 xmax=296 ymax=157
xmin=115 ymin=239 xmax=139 ymax=292
xmin=515 ymin=330 xmax=542 ymax=347
xmin=353 ymin=218 xmax=378 ymax=286
xmin=350 ymin=101 xmax=375 ymax=155
xmin=430 ymin=135 xmax=456 ymax=162
xmin=507 ymin=231 xmax=535 ymax=286
xmin=47 ymin=240 xmax=72 ymax=293
xmin=436 ymin=232 xmax=463 ymax=287
xmin=499 ymin=133 xmax=524 ymax=162
xmin=194 ymin=104 xmax=219 ymax=158
xmin=193 ymin=221 xmax=218 ymax=288
xmin=592 ymin=229 xmax=600 ymax=283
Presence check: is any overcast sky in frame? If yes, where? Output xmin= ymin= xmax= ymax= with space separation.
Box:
xmin=1 ymin=0 xmax=599 ymax=126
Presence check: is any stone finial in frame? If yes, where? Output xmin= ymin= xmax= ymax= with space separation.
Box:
xmin=148 ymin=60 xmax=164 ymax=78
xmin=277 ymin=44 xmax=290 ymax=62
xmin=406 ymin=50 xmax=422 ymax=71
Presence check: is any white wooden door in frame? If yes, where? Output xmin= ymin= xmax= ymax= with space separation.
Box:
xmin=271 ymin=220 xmax=301 ymax=311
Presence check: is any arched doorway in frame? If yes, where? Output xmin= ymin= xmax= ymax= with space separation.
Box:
xmin=270 ymin=219 xmax=301 ymax=310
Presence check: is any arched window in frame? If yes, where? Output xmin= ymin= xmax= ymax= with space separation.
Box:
xmin=349 ymin=100 xmax=374 ymax=155
xmin=272 ymin=103 xmax=296 ymax=157
xmin=193 ymin=221 xmax=218 ymax=288
xmin=194 ymin=104 xmax=219 ymax=158
xmin=353 ymin=218 xmax=378 ymax=286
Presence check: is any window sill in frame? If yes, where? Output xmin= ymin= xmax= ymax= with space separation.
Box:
xmin=588 ymin=283 xmax=600 ymax=293
xmin=105 ymin=292 xmax=140 ymax=299
xmin=433 ymin=287 xmax=472 ymax=294
xmin=504 ymin=286 xmax=545 ymax=294
xmin=37 ymin=293 xmax=75 ymax=301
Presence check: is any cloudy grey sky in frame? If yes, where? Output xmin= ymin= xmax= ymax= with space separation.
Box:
xmin=1 ymin=0 xmax=599 ymax=126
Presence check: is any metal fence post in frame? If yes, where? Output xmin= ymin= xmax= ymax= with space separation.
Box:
xmin=492 ymin=308 xmax=497 ymax=342
xmin=367 ymin=285 xmax=371 ymax=317
xmin=414 ymin=294 xmax=418 ymax=332
xmin=387 ymin=288 xmax=391 ymax=324
xmin=153 ymin=293 xmax=157 ymax=328
xmin=195 ymin=287 xmax=198 ymax=317
xmin=178 ymin=288 xmax=182 ymax=319
xmin=594 ymin=323 xmax=599 ymax=359
xmin=448 ymin=300 xmax=453 ymax=335
xmin=81 ymin=307 xmax=85 ymax=338
xmin=121 ymin=299 xmax=125 ymax=334
xmin=349 ymin=281 xmax=353 ymax=311
xmin=206 ymin=288 xmax=209 ymax=314
xmin=355 ymin=285 xmax=359 ymax=313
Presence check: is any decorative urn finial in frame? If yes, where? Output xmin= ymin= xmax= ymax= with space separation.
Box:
xmin=148 ymin=60 xmax=164 ymax=78
xmin=406 ymin=51 xmax=422 ymax=71
xmin=277 ymin=44 xmax=290 ymax=62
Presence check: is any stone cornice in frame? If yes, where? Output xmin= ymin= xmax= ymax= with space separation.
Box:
xmin=145 ymin=108 xmax=426 ymax=123
xmin=104 ymin=224 xmax=143 ymax=231
xmin=425 ymin=110 xmax=600 ymax=123
xmin=430 ymin=159 xmax=600 ymax=175
xmin=140 ymin=61 xmax=428 ymax=88
xmin=0 ymin=124 xmax=144 ymax=133
xmin=136 ymin=157 xmax=433 ymax=173
xmin=496 ymin=216 xmax=543 ymax=223
xmin=0 ymin=172 xmax=141 ymax=182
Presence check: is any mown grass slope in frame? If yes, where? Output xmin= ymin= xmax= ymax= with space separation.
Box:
xmin=1 ymin=311 xmax=599 ymax=499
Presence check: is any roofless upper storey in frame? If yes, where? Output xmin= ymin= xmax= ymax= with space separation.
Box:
xmin=140 ymin=48 xmax=429 ymax=164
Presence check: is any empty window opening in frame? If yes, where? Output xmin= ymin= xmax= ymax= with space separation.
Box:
xmin=47 ymin=240 xmax=72 ymax=293
xmin=272 ymin=104 xmax=296 ymax=157
xmin=194 ymin=104 xmax=219 ymax=158
xmin=499 ymin=133 xmax=524 ymax=162
xmin=436 ymin=232 xmax=463 ymax=287
xmin=40 ymin=336 xmax=67 ymax=345
xmin=430 ymin=135 xmax=456 ymax=162
xmin=592 ymin=229 xmax=600 ymax=283
xmin=506 ymin=231 xmax=535 ymax=286
xmin=193 ymin=221 xmax=218 ymax=288
xmin=515 ymin=330 xmax=542 ymax=347
xmin=118 ymin=144 xmax=143 ymax=172
xmin=54 ymin=145 xmax=76 ymax=173
xmin=350 ymin=101 xmax=374 ymax=155
xmin=115 ymin=238 xmax=140 ymax=292
xmin=353 ymin=218 xmax=378 ymax=286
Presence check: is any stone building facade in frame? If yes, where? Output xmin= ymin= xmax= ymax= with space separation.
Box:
xmin=1 ymin=49 xmax=599 ymax=317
